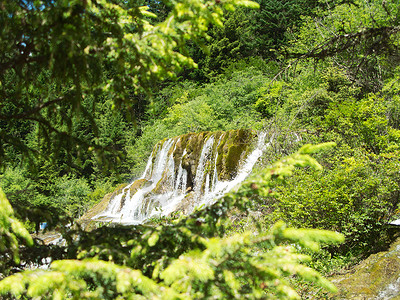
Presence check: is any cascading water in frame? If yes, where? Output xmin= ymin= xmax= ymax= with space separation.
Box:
xmin=193 ymin=136 xmax=215 ymax=200
xmin=195 ymin=131 xmax=269 ymax=209
xmin=95 ymin=130 xmax=268 ymax=224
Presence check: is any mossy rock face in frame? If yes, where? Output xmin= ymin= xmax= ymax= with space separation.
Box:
xmin=216 ymin=129 xmax=256 ymax=181
xmin=152 ymin=170 xmax=174 ymax=194
xmin=224 ymin=144 xmax=244 ymax=178
xmin=150 ymin=129 xmax=255 ymax=191
xmin=129 ymin=179 xmax=149 ymax=195
xmin=110 ymin=179 xmax=149 ymax=213
xmin=139 ymin=196 xmax=161 ymax=217
xmin=331 ymin=237 xmax=400 ymax=299
xmin=184 ymin=132 xmax=209 ymax=177
xmin=175 ymin=132 xmax=212 ymax=190
xmin=172 ymin=135 xmax=189 ymax=169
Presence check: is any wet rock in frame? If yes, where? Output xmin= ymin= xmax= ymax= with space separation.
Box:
xmin=174 ymin=192 xmax=195 ymax=214
xmin=331 ymin=238 xmax=400 ymax=299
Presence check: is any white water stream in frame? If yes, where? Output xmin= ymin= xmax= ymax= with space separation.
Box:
xmin=95 ymin=132 xmax=268 ymax=224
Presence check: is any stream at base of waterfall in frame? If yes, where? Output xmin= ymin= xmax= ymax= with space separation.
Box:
xmin=94 ymin=130 xmax=269 ymax=225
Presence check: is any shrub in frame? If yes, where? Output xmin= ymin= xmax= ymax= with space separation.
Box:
xmin=269 ymin=149 xmax=400 ymax=254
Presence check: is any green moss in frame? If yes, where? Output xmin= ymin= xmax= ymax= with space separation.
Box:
xmin=216 ymin=132 xmax=229 ymax=176
xmin=332 ymin=237 xmax=400 ymax=299
xmin=172 ymin=137 xmax=185 ymax=170
xmin=183 ymin=132 xmax=209 ymax=178
xmin=225 ymin=144 xmax=246 ymax=177
xmin=152 ymin=172 xmax=172 ymax=194
xmin=214 ymin=129 xmax=255 ymax=181
xmin=128 ymin=179 xmax=148 ymax=196
xmin=172 ymin=134 xmax=195 ymax=175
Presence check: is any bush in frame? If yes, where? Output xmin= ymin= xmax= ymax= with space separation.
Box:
xmin=268 ymin=149 xmax=400 ymax=254
xmin=53 ymin=175 xmax=92 ymax=218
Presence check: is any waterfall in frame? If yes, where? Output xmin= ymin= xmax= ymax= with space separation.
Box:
xmin=193 ymin=136 xmax=215 ymax=200
xmin=95 ymin=130 xmax=268 ymax=225
xmin=195 ymin=131 xmax=269 ymax=209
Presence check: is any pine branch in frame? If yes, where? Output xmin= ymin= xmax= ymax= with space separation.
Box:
xmin=0 ymin=96 xmax=66 ymax=120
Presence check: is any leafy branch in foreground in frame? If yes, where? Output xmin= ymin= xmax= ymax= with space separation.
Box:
xmin=0 ymin=142 xmax=344 ymax=299
xmin=0 ymin=223 xmax=343 ymax=299
xmin=0 ymin=187 xmax=33 ymax=264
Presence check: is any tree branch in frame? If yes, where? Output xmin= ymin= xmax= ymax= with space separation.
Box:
xmin=287 ymin=26 xmax=400 ymax=60
xmin=0 ymin=96 xmax=67 ymax=120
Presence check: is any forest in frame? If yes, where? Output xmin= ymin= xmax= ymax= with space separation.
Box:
xmin=1 ymin=0 xmax=400 ymax=298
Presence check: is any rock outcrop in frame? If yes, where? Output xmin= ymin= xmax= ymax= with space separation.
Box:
xmin=331 ymin=237 xmax=400 ymax=299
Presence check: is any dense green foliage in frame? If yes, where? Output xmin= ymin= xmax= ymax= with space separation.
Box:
xmin=270 ymin=151 xmax=400 ymax=253
xmin=0 ymin=144 xmax=344 ymax=299
xmin=1 ymin=0 xmax=400 ymax=298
